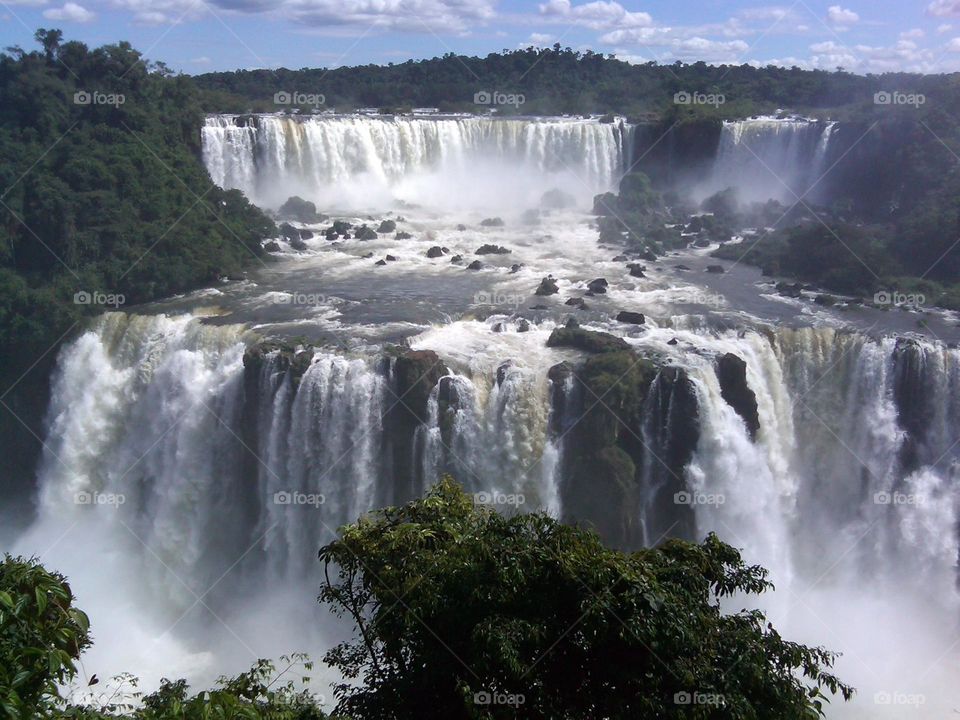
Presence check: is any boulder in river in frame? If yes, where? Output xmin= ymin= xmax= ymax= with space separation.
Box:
xmin=480 ymin=217 xmax=505 ymax=227
xmin=426 ymin=246 xmax=444 ymax=258
xmin=715 ymin=352 xmax=760 ymax=440
xmin=587 ymin=278 xmax=609 ymax=294
xmin=535 ymin=276 xmax=559 ymax=296
xmin=377 ymin=219 xmax=397 ymax=233
xmin=476 ymin=244 xmax=511 ymax=255
xmin=616 ymin=311 xmax=645 ymax=325
xmin=466 ymin=260 xmax=483 ymax=270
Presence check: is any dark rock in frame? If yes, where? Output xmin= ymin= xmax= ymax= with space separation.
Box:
xmin=510 ymin=264 xmax=524 ymax=273
xmin=450 ymin=255 xmax=464 ymax=265
xmin=667 ymin=338 xmax=679 ymax=345
xmin=395 ymin=231 xmax=413 ymax=240
xmin=299 ymin=229 xmax=314 ymax=240
xmin=616 ymin=311 xmax=645 ymax=325
xmin=496 ymin=360 xmax=514 ymax=386
xmin=493 ymin=323 xmax=504 ymax=333
xmin=243 ymin=342 xmax=315 ymax=385
xmin=264 ymin=240 xmax=282 ymax=252
xmin=776 ymin=281 xmax=803 ymax=298
xmin=456 ymin=224 xmax=467 ymax=231
xmin=565 ymin=317 xmax=580 ymax=329
xmin=289 ymin=237 xmax=308 ymax=252
xmin=565 ymin=297 xmax=586 ymax=308
xmin=517 ymin=318 xmax=531 ymax=332
xmin=639 ymin=248 xmax=657 ymax=261
xmin=331 ymin=220 xmax=352 ymax=235
xmin=587 ymin=278 xmax=609 ymax=294
xmin=324 ymin=226 xmax=340 ymax=240
xmin=546 ymin=327 xmax=630 ymax=354
xmin=385 ymin=255 xmax=398 ymax=261
xmin=375 ymin=259 xmax=387 ymax=266
xmin=706 ymin=264 xmax=725 ymax=274
xmin=426 ymin=246 xmax=444 ymax=258
xmin=612 ymin=254 xmax=629 ymax=262
xmin=715 ymin=353 xmax=760 ymax=440
xmin=627 ymin=263 xmax=646 ymax=278
xmin=377 ymin=219 xmax=397 ymax=233
xmin=279 ymin=222 xmax=301 ymax=241
xmin=466 ymin=260 xmax=483 ymax=270
xmin=277 ymin=196 xmax=325 ymax=223
xmin=535 ymin=276 xmax=559 ymax=296
xmin=694 ymin=238 xmax=711 ymax=248
xmin=355 ymin=225 xmax=378 ymax=240
xmin=361 ymin=252 xmax=374 ymax=259
xmin=674 ymin=264 xmax=691 ymax=271
xmin=476 ymin=244 xmax=511 ymax=255
xmin=814 ymin=294 xmax=837 ymax=306
xmin=480 ymin=217 xmax=505 ymax=227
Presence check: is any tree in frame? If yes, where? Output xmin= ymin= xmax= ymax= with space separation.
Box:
xmin=318 ymin=478 xmax=854 ymax=720
xmin=0 ymin=555 xmax=91 ymax=718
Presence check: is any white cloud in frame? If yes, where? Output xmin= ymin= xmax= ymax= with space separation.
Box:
xmin=939 ymin=23 xmax=954 ymax=32
xmin=947 ymin=36 xmax=960 ymax=51
xmin=901 ymin=28 xmax=925 ymax=39
xmin=928 ymin=0 xmax=960 ymax=17
xmin=528 ymin=32 xmax=554 ymax=45
xmin=191 ymin=55 xmax=212 ymax=64
xmin=42 ymin=1 xmax=95 ymax=21
xmin=538 ymin=0 xmax=652 ymax=30
xmin=827 ymin=5 xmax=859 ymax=25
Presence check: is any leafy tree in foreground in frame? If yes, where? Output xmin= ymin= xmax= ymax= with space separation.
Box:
xmin=319 ymin=478 xmax=853 ymax=720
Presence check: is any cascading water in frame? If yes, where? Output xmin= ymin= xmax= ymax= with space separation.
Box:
xmin=704 ymin=116 xmax=838 ymax=204
xmin=201 ymin=114 xmax=629 ymax=209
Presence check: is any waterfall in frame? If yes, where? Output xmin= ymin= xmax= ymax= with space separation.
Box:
xmin=704 ymin=117 xmax=838 ymax=204
xmin=14 ymin=310 xmax=960 ymax=714
xmin=201 ymin=114 xmax=628 ymax=209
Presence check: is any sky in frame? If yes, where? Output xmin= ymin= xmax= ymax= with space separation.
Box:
xmin=0 ymin=0 xmax=959 ymax=75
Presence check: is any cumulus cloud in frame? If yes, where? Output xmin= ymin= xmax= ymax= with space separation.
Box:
xmin=43 ymin=1 xmax=95 ymax=21
xmin=827 ymin=5 xmax=859 ymax=25
xmin=928 ymin=0 xmax=960 ymax=17
xmin=538 ymin=0 xmax=652 ymax=30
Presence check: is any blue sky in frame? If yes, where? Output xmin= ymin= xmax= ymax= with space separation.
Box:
xmin=1 ymin=0 xmax=958 ymax=75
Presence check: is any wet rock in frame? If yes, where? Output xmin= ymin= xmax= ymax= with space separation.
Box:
xmin=616 ymin=311 xmax=645 ymax=325
xmin=565 ymin=297 xmax=587 ymax=309
xmin=517 ymin=318 xmax=531 ymax=332
xmin=279 ymin=222 xmax=301 ymax=241
xmin=386 ymin=255 xmax=398 ymax=262
xmin=456 ymin=224 xmax=467 ymax=231
xmin=450 ymin=254 xmax=464 ymax=265
xmin=426 ymin=246 xmax=444 ymax=258
xmin=612 ymin=254 xmax=629 ymax=262
xmin=395 ymin=231 xmax=413 ymax=240
xmin=375 ymin=259 xmax=387 ymax=266
xmin=361 ymin=251 xmax=374 ymax=259
xmin=715 ymin=353 xmax=760 ymax=440
xmin=587 ymin=278 xmax=609 ymax=294
xmin=565 ymin=317 xmax=580 ymax=329
xmin=277 ymin=196 xmax=325 ymax=224
xmin=289 ymin=237 xmax=309 ymax=252
xmin=627 ymin=263 xmax=646 ymax=278
xmin=496 ymin=360 xmax=514 ymax=386
xmin=546 ymin=327 xmax=630 ymax=354
xmin=668 ymin=338 xmax=679 ymax=345
xmin=480 ymin=217 xmax=505 ymax=227
xmin=510 ymin=263 xmax=524 ymax=273
xmin=377 ymin=219 xmax=397 ymax=233
xmin=674 ymin=264 xmax=691 ymax=271
xmin=476 ymin=244 xmax=511 ymax=255
xmin=331 ymin=220 xmax=352 ymax=236
xmin=639 ymin=248 xmax=657 ymax=261
xmin=466 ymin=260 xmax=483 ymax=270
xmin=243 ymin=342 xmax=315 ymax=385
xmin=535 ymin=276 xmax=559 ymax=296
xmin=706 ymin=264 xmax=725 ymax=274
xmin=324 ymin=226 xmax=340 ymax=240
xmin=355 ymin=225 xmax=378 ymax=240
xmin=263 ymin=240 xmax=282 ymax=252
